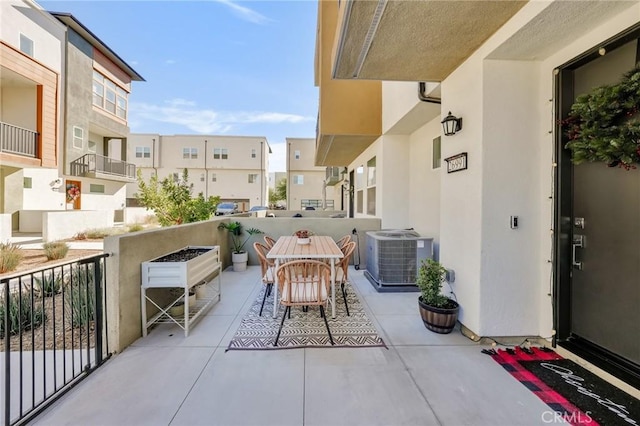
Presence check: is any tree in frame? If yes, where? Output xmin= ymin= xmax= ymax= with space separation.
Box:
xmin=136 ymin=169 xmax=220 ymax=226
xmin=274 ymin=178 xmax=287 ymax=202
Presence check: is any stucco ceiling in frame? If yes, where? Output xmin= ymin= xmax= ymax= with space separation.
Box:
xmin=488 ymin=1 xmax=637 ymax=60
xmin=316 ymin=134 xmax=379 ymax=166
xmin=333 ymin=0 xmax=528 ymax=81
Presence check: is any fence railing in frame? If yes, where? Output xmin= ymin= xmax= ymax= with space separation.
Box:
xmin=1 ymin=254 xmax=110 ymax=426
xmin=0 ymin=122 xmax=38 ymax=158
xmin=70 ymin=154 xmax=136 ymax=180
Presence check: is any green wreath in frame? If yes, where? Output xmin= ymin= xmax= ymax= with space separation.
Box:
xmin=563 ymin=65 xmax=640 ymax=170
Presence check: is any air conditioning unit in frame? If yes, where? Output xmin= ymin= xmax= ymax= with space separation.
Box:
xmin=364 ymin=230 xmax=434 ymax=292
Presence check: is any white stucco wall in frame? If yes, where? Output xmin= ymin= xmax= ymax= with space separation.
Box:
xmin=0 ymin=214 xmax=12 ymax=240
xmin=43 ymin=210 xmax=113 ymax=241
xmin=439 ymin=0 xmax=640 ymax=337
xmin=408 ymin=117 xmax=442 ymax=255
xmin=23 ymin=168 xmax=65 ymax=210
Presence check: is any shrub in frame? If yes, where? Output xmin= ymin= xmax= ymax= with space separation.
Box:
xmin=0 ymin=291 xmax=45 ymax=338
xmin=0 ymin=242 xmax=24 ymax=273
xmin=85 ymin=229 xmax=111 ymax=239
xmin=128 ymin=223 xmax=144 ymax=233
xmin=43 ymin=241 xmax=70 ymax=260
xmin=34 ymin=272 xmax=63 ymax=297
xmin=65 ymin=265 xmax=96 ymax=327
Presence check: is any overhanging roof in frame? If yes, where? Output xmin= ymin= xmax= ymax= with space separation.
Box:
xmin=332 ymin=0 xmax=527 ymax=82
xmin=50 ymin=12 xmax=145 ymax=82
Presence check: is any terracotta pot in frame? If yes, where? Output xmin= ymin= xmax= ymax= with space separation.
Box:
xmin=418 ymin=296 xmax=459 ymax=334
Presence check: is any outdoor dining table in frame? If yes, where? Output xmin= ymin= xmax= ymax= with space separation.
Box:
xmin=266 ymin=235 xmax=344 ymax=319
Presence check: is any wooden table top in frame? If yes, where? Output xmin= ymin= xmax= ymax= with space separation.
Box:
xmin=267 ymin=235 xmax=344 ymax=259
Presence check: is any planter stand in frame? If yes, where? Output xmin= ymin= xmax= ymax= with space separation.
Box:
xmin=141 ymin=246 xmax=222 ymax=337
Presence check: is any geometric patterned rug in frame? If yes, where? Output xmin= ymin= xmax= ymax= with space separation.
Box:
xmin=226 ymin=282 xmax=386 ymax=350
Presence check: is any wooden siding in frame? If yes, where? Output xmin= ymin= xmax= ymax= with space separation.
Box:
xmin=93 ymin=48 xmax=132 ymax=89
xmin=0 ymin=42 xmax=59 ymax=168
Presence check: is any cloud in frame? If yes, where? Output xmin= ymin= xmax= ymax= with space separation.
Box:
xmin=129 ymin=99 xmax=314 ymax=134
xmin=165 ymin=59 xmax=176 ymax=65
xmin=213 ymin=0 xmax=271 ymax=24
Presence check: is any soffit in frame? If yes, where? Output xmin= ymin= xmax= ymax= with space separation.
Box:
xmin=333 ymin=0 xmax=528 ymax=81
xmin=316 ymin=134 xmax=378 ymax=166
xmin=488 ymin=1 xmax=637 ymax=60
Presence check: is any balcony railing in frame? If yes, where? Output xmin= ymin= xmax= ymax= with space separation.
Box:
xmin=70 ymin=154 xmax=136 ymax=180
xmin=325 ymin=166 xmax=345 ymax=186
xmin=0 ymin=122 xmax=38 ymax=158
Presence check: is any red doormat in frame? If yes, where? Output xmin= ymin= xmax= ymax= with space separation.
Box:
xmin=486 ymin=347 xmax=640 ymax=426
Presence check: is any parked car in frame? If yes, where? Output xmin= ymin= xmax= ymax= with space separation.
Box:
xmin=249 ymin=206 xmax=268 ymax=212
xmin=215 ymin=202 xmax=238 ymax=216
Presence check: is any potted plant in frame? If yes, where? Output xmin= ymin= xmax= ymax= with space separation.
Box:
xmin=416 ymin=259 xmax=459 ymax=334
xmin=295 ymin=229 xmax=312 ymax=245
xmin=218 ymin=221 xmax=263 ymax=271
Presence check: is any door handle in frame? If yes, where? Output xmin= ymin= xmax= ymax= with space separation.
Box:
xmin=572 ymin=234 xmax=585 ymax=270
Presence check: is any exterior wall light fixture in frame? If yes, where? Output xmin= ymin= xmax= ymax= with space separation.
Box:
xmin=441 ymin=112 xmax=463 ymax=136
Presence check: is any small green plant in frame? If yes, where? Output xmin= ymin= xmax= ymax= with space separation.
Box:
xmin=34 ymin=272 xmax=63 ymax=297
xmin=128 ymin=223 xmax=144 ymax=232
xmin=416 ymin=259 xmax=452 ymax=308
xmin=85 ymin=228 xmax=112 ymax=239
xmin=0 ymin=241 xmax=24 ymax=273
xmin=65 ymin=265 xmax=96 ymax=327
xmin=217 ymin=221 xmax=263 ymax=253
xmin=43 ymin=241 xmax=70 ymax=260
xmin=0 ymin=292 xmax=45 ymax=338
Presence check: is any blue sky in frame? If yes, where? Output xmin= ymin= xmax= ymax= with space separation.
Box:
xmin=40 ymin=0 xmax=319 ymax=172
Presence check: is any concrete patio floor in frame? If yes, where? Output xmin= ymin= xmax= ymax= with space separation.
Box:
xmin=34 ymin=266 xmax=560 ymax=426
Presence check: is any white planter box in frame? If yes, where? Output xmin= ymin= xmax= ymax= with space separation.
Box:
xmin=141 ymin=246 xmax=222 ymax=337
xmin=141 ymin=246 xmax=218 ymax=289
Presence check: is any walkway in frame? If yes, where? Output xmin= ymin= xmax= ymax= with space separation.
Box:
xmin=34 ymin=266 xmax=558 ymax=425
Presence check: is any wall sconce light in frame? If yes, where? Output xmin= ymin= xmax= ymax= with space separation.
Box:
xmin=50 ymin=178 xmax=62 ymax=190
xmin=441 ymin=111 xmax=463 ymax=136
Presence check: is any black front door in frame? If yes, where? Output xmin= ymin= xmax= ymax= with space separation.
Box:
xmin=557 ymin=35 xmax=640 ymax=385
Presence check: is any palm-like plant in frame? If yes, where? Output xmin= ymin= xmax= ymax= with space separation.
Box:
xmin=217 ymin=221 xmax=263 ymax=253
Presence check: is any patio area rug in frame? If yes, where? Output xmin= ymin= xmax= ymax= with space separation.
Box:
xmin=226 ymin=283 xmax=386 ymax=350
xmin=486 ymin=346 xmax=639 ymax=425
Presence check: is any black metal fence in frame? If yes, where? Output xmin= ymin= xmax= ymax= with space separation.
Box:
xmin=1 ymin=254 xmax=110 ymax=426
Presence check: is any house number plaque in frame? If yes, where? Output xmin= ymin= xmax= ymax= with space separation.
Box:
xmin=445 ymin=152 xmax=468 ymax=173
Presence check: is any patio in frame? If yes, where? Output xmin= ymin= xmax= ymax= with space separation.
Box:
xmin=33 ymin=265 xmax=556 ymax=426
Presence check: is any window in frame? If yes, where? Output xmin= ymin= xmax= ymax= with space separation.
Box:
xmin=294 ymin=150 xmax=300 ymax=160
xmin=367 ymin=188 xmax=376 ymax=215
xmin=183 ymin=147 xmax=197 ymax=159
xmin=356 ymin=165 xmax=364 ymax=188
xmin=73 ymin=127 xmax=83 ymax=149
xmin=211 ymin=173 xmax=217 ymax=182
xmin=432 ymin=136 xmax=441 ymax=169
xmin=293 ymin=175 xmax=304 ymax=185
xmin=20 ymin=34 xmax=33 ymax=56
xmin=88 ymin=141 xmax=97 ymax=153
xmin=248 ymin=173 xmax=258 ymax=183
xmin=367 ymin=157 xmax=376 ymax=186
xmin=200 ymin=174 xmax=205 ymax=182
xmin=89 ymin=184 xmax=105 ymax=193
xmin=136 ymin=147 xmax=150 ymax=158
xmin=23 ymin=177 xmax=32 ymax=189
xmin=92 ymin=70 xmax=128 ymax=119
xmin=213 ymin=148 xmax=228 ymax=159
xmin=357 ymin=190 xmax=363 ymax=214
xmin=251 ymin=149 xmax=256 ymax=158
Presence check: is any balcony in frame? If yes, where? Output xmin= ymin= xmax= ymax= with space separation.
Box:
xmin=330 ymin=0 xmax=527 ymax=82
xmin=70 ymin=153 xmax=136 ymax=182
xmin=0 ymin=121 xmax=38 ymax=158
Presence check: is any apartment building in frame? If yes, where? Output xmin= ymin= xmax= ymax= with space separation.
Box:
xmin=0 ymin=0 xmax=64 ymax=237
xmin=285 ymin=137 xmax=333 ymax=210
xmin=315 ymin=0 xmax=640 ymax=385
xmin=51 ymin=12 xmax=144 ymax=216
xmin=127 ymin=134 xmax=270 ymax=211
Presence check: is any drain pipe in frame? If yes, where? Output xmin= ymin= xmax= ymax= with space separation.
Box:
xmin=418 ymin=82 xmax=441 ymax=104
